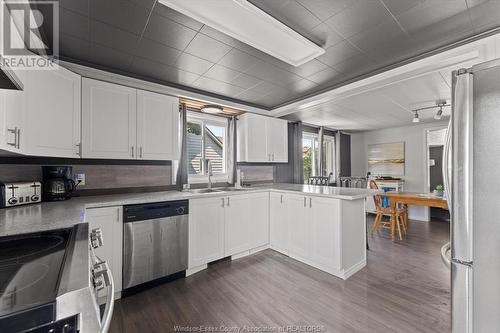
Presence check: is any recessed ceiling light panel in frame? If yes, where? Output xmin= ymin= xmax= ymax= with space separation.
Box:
xmin=159 ymin=0 xmax=325 ymax=67
xmin=201 ymin=104 xmax=224 ymax=114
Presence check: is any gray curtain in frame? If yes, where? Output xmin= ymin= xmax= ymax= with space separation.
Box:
xmin=176 ymin=103 xmax=188 ymax=190
xmin=338 ymin=132 xmax=351 ymax=177
xmin=226 ymin=116 xmax=237 ymax=184
xmin=274 ymin=121 xmax=303 ymax=184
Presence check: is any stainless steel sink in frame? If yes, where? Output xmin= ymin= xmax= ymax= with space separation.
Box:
xmin=188 ymin=188 xmax=224 ymax=194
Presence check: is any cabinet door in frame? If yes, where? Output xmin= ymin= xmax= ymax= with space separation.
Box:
xmin=224 ymin=195 xmax=250 ymax=256
xmin=82 ymin=78 xmax=137 ymax=159
xmin=243 ymin=114 xmax=268 ymax=162
xmin=189 ymin=197 xmax=225 ymax=268
xmin=310 ymin=197 xmax=340 ymax=270
xmin=24 ymin=65 xmax=81 ymax=157
xmin=248 ymin=192 xmax=270 ymax=249
xmin=137 ymin=90 xmax=179 ymax=160
xmin=270 ymin=192 xmax=288 ymax=254
xmin=287 ymin=194 xmax=309 ymax=260
xmin=86 ymin=206 xmax=123 ymax=299
xmin=0 ymin=69 xmax=25 ymax=153
xmin=267 ymin=118 xmax=288 ymax=162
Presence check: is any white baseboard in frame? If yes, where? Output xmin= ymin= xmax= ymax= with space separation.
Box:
xmin=186 ymin=264 xmax=207 ymax=277
xmin=342 ymin=260 xmax=366 ymax=279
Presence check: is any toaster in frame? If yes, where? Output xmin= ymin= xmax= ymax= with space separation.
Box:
xmin=0 ymin=182 xmax=42 ymax=208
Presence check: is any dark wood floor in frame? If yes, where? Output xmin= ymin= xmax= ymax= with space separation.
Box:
xmin=109 ymin=216 xmax=450 ymax=333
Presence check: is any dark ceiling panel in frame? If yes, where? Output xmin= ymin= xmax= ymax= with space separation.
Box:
xmin=142 ymin=13 xmax=198 ymax=51
xmin=90 ymin=20 xmax=141 ymax=54
xmin=89 ymin=0 xmax=150 ymax=35
xmin=175 ymin=53 xmax=213 ymax=75
xmin=184 ymin=34 xmax=232 ymax=63
xmin=296 ymin=0 xmax=351 ymax=22
xmin=59 ymin=7 xmax=89 ymax=41
xmin=59 ymin=0 xmax=89 ymax=16
xmin=51 ymin=0 xmax=500 ymax=110
xmin=89 ymin=43 xmax=134 ymax=71
xmin=323 ymin=0 xmax=394 ymax=38
xmin=133 ymin=38 xmax=182 ymax=66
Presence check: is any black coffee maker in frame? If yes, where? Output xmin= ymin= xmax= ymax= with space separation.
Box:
xmin=42 ymin=166 xmax=76 ymax=201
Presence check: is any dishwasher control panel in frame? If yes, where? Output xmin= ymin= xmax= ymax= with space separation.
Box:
xmin=123 ymin=200 xmax=189 ymax=222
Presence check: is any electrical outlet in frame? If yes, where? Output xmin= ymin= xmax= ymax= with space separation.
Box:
xmin=75 ymin=173 xmax=86 ymax=186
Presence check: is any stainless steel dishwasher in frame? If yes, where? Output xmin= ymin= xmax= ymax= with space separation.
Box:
xmin=122 ymin=200 xmax=188 ymax=293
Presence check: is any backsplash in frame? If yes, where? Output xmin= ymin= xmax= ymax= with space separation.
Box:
xmin=0 ymin=162 xmax=276 ymax=195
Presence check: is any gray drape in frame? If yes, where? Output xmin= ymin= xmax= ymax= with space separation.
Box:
xmin=176 ymin=103 xmax=188 ymax=190
xmin=227 ymin=116 xmax=237 ymax=184
xmin=274 ymin=121 xmax=303 ymax=184
xmin=338 ymin=132 xmax=351 ymax=177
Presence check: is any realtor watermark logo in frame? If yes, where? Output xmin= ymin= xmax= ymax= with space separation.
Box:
xmin=1 ymin=0 xmax=59 ymax=69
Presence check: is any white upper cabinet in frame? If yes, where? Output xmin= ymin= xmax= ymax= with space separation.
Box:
xmin=267 ymin=117 xmax=288 ymax=162
xmin=0 ymin=69 xmax=25 ymax=153
xmin=82 ymin=78 xmax=137 ymax=159
xmin=82 ymin=78 xmax=179 ymax=160
xmin=237 ymin=112 xmax=288 ymax=163
xmin=23 ymin=65 xmax=81 ymax=157
xmin=137 ymin=90 xmax=179 ymax=160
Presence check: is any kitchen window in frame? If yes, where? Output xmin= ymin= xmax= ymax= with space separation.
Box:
xmin=303 ymin=133 xmax=335 ymax=182
xmin=186 ymin=111 xmax=228 ymax=182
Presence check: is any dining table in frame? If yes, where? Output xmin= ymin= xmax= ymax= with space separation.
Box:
xmin=376 ymin=191 xmax=449 ymax=240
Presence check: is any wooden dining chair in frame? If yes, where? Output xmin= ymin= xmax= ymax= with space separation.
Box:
xmin=369 ymin=180 xmax=408 ymax=240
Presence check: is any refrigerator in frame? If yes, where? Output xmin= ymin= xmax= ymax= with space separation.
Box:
xmin=443 ymin=59 xmax=500 ymax=333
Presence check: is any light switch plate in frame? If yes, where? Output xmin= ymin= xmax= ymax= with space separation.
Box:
xmin=75 ymin=173 xmax=86 ymax=186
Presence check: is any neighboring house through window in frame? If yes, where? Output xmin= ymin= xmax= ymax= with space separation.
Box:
xmin=186 ymin=111 xmax=228 ymax=182
xmin=303 ymin=132 xmax=335 ymax=182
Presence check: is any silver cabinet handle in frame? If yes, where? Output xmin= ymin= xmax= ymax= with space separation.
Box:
xmin=7 ymin=127 xmax=17 ymax=147
xmin=139 ymin=146 xmax=143 ymax=158
xmin=75 ymin=143 xmax=81 ymax=156
xmin=16 ymin=128 xmax=20 ymax=149
xmin=268 ymin=153 xmax=271 ymax=161
xmin=221 ymin=198 xmax=225 ymax=208
xmin=131 ymin=146 xmax=134 ymax=158
xmin=280 ymin=194 xmax=283 ymax=204
xmin=309 ymin=197 xmax=312 ymax=208
xmin=227 ymin=197 xmax=230 ymax=206
xmin=303 ymin=197 xmax=306 ymax=207
xmin=272 ymin=153 xmax=275 ymax=161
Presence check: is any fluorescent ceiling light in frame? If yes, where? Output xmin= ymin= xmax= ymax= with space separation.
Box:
xmin=159 ymin=0 xmax=325 ymax=67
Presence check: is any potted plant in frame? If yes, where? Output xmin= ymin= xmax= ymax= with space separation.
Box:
xmin=433 ymin=184 xmax=444 ymax=196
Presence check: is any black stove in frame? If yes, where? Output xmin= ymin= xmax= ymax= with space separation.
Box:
xmin=0 ymin=229 xmax=77 ymax=332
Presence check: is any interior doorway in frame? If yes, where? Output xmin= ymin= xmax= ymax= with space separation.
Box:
xmin=426 ymin=127 xmax=450 ymax=222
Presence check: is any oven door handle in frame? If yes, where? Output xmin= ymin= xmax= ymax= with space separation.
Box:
xmin=99 ymin=261 xmax=115 ymax=333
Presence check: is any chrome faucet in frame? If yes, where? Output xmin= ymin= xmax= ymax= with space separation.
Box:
xmin=206 ymin=160 xmax=213 ymax=191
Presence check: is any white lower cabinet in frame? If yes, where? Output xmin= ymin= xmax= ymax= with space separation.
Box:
xmin=248 ymin=192 xmax=269 ymax=249
xmin=188 ymin=196 xmax=225 ymax=268
xmin=189 ymin=192 xmax=270 ymax=269
xmin=271 ymin=193 xmax=345 ymax=275
xmin=86 ymin=206 xmax=123 ymax=301
xmin=288 ymin=194 xmax=309 ymax=260
xmin=224 ymin=195 xmax=250 ymax=256
xmin=270 ymin=192 xmax=288 ymax=254
xmin=309 ymin=196 xmax=340 ymax=270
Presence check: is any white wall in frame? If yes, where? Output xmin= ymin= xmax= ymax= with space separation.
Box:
xmin=351 ymin=121 xmax=449 ymax=221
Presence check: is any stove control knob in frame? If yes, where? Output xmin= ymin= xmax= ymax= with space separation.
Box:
xmin=31 ymin=195 xmax=39 ymax=202
xmin=8 ymin=197 xmax=17 ymax=205
xmin=176 ymin=206 xmax=185 ymax=215
xmin=90 ymin=228 xmax=103 ymax=249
